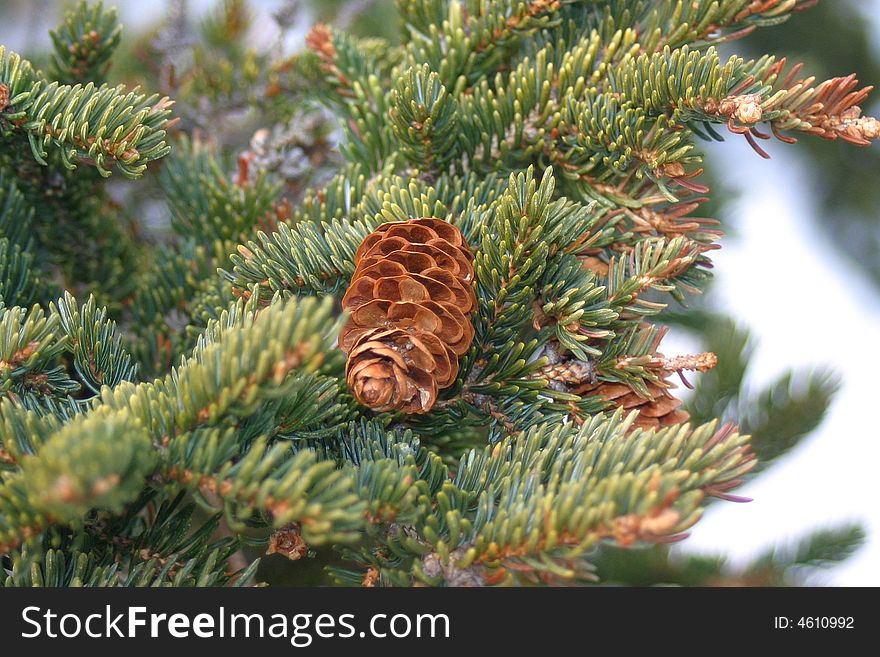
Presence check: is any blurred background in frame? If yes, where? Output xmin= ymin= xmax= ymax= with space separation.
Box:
xmin=2 ymin=0 xmax=878 ymax=585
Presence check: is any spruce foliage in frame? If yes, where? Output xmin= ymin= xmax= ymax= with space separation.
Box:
xmin=0 ymin=0 xmax=872 ymax=586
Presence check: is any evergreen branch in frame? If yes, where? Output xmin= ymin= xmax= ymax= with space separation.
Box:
xmin=536 ymin=252 xmax=617 ymax=359
xmin=305 ymin=23 xmax=387 ymax=101
xmin=325 ymin=419 xmax=450 ymax=495
xmin=589 ymin=324 xmax=674 ymax=393
xmin=395 ymin=0 xmax=448 ymax=39
xmin=227 ymin=216 xmax=379 ymax=298
xmin=762 ymin=524 xmax=866 ymax=570
xmin=0 ymin=304 xmax=77 ymax=398
xmin=456 ymin=39 xmax=564 ymax=171
xmin=1 ymin=155 xmax=139 ymax=309
xmin=0 ymin=239 xmax=42 ymax=308
xmin=744 ymin=524 xmax=866 ymax=584
xmin=161 ymin=135 xmax=281 ymax=244
xmin=351 ymin=410 xmax=755 ymax=585
xmin=400 ymin=0 xmax=566 ymax=87
xmin=164 ymin=436 xmax=365 ymax=545
xmin=341 ymin=76 xmax=400 ymax=173
xmin=0 ymin=410 xmax=156 ymax=554
xmin=603 ymin=236 xmax=712 ymax=316
xmin=608 ymin=46 xmax=746 ymax=120
xmin=98 ymin=296 xmax=337 ymax=439
xmin=127 ymin=241 xmax=218 ymax=339
xmin=48 ymin=0 xmax=123 ymax=85
xmin=87 ymin=491 xmax=260 ymax=587
xmin=3 ymin=546 xmax=121 ymax=587
xmin=557 ymin=90 xmax=698 ymax=185
xmin=640 ymin=0 xmax=817 ymax=49
xmin=351 ymin=459 xmax=428 ymax=526
xmin=740 ymin=370 xmax=839 ymax=468
xmin=126 ymin=241 xmax=242 ymax=373
xmin=609 ymin=47 xmax=878 ymax=151
xmin=761 ymin=60 xmax=880 ymax=145
xmin=16 ymin=392 xmax=92 ymax=421
xmin=0 ymin=170 xmax=34 ymax=249
xmin=0 ymin=46 xmax=37 ymax=122
xmin=292 ymin=163 xmax=372 ymax=225
xmin=305 ymin=24 xmax=397 ymax=172
xmin=0 ymin=46 xmax=173 ymax=178
xmin=0 ymin=397 xmax=61 ymax=465
xmin=2 ymin=502 xmax=260 ymax=587
xmin=592 ymin=519 xmax=864 ymax=586
xmin=390 ymin=65 xmax=460 ymax=172
xmin=455 ymin=413 xmax=754 ymax=575
xmin=23 ymin=82 xmax=174 ymax=178
xmin=666 ymin=312 xmax=751 ymax=425
xmin=50 ymin=292 xmax=139 ymax=394
xmin=473 ymin=166 xmax=601 ymax=353
xmin=1 ymin=296 xmax=351 ymax=554
xmin=190 ymin=295 xmax=354 ymax=439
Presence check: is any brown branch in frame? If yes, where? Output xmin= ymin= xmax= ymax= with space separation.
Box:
xmin=531 ymin=359 xmax=595 ymax=389
xmin=164 ymin=466 xmax=297 ymax=519
xmin=422 ymin=547 xmax=487 ymax=587
xmin=616 ymin=351 xmax=718 ymax=376
xmin=0 ymin=520 xmax=45 ymax=555
xmin=0 ymin=447 xmax=17 ymax=466
xmin=0 ymin=340 xmax=41 ymax=374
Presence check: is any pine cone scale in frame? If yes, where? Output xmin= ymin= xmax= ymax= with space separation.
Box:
xmin=576 ymin=380 xmax=689 ymax=429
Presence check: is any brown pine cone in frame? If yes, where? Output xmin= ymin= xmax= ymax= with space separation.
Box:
xmin=340 ymin=218 xmax=476 ymax=414
xmin=575 ymin=380 xmax=689 ymax=429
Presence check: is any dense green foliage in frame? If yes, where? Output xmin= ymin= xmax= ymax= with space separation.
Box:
xmin=0 ymin=0 xmax=872 ymax=586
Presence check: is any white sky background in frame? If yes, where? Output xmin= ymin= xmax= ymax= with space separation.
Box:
xmin=3 ymin=0 xmax=879 ymax=584
xmin=672 ymin=142 xmax=880 ymax=586
xmin=669 ymin=4 xmax=880 ymax=586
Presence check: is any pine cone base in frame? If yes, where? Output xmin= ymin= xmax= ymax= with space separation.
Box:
xmin=576 ymin=380 xmax=689 ymax=429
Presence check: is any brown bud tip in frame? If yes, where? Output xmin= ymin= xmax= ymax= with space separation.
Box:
xmin=267 ymin=524 xmax=308 ymax=561
xmin=305 ymin=23 xmax=336 ymax=61
xmin=716 ymin=94 xmax=763 ymax=124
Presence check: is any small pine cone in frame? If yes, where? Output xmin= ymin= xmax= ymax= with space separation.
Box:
xmin=340 ymin=218 xmax=476 ymax=414
xmin=575 ymin=380 xmax=689 ymax=429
